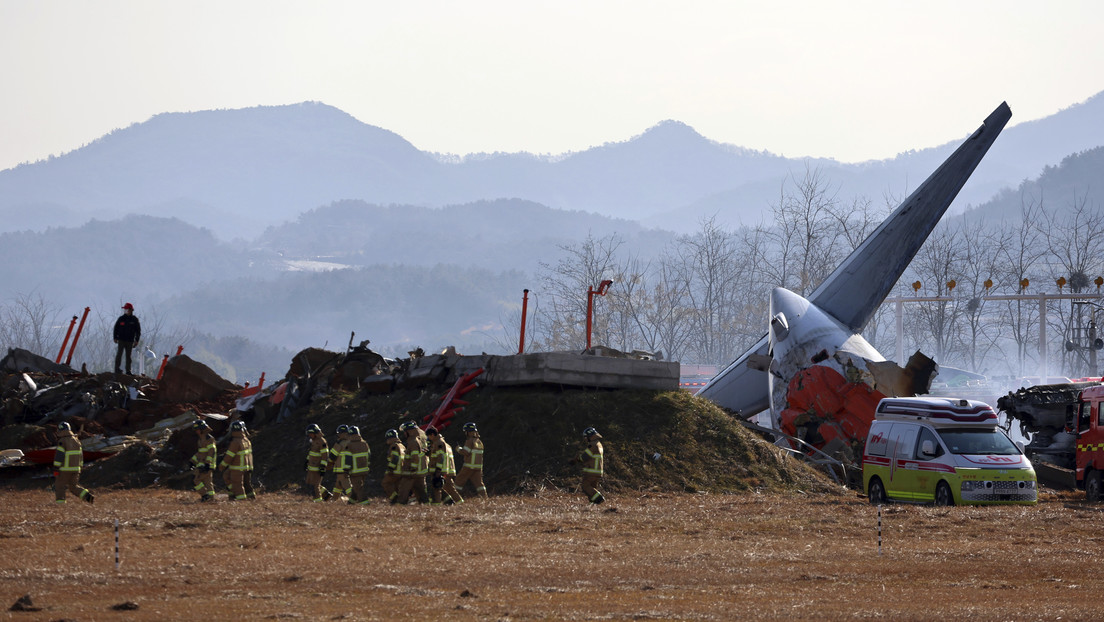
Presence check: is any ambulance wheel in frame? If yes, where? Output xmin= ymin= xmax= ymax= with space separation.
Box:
xmin=867 ymin=477 xmax=887 ymax=505
xmin=1086 ymin=470 xmax=1103 ymax=502
xmin=934 ymin=481 xmax=955 ymax=507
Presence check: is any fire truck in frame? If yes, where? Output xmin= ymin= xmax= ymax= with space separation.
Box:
xmin=997 ymin=381 xmax=1104 ymax=499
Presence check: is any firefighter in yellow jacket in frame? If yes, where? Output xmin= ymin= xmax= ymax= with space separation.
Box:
xmin=328 ymin=425 xmax=352 ymax=500
xmin=382 ymin=428 xmax=404 ymax=503
xmin=576 ymin=426 xmax=606 ymax=504
xmin=395 ymin=421 xmax=429 ymax=504
xmin=52 ymin=421 xmax=93 ymax=504
xmin=304 ymin=423 xmax=331 ymax=502
xmin=454 ymin=422 xmax=488 ymax=499
xmin=218 ymin=420 xmax=255 ymax=500
xmin=426 ymin=426 xmax=462 ymax=505
xmin=345 ymin=425 xmax=372 ymax=505
xmin=191 ymin=419 xmax=217 ymax=502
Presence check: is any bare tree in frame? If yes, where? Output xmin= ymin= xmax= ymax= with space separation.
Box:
xmin=535 ymin=233 xmax=624 ymax=351
xmin=0 ymin=292 xmax=65 ymax=358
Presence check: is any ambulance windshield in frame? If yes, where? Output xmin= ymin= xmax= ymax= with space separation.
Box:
xmin=936 ymin=428 xmax=1021 ymax=455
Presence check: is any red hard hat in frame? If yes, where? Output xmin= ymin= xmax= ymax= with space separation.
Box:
xmin=122 ymin=303 xmax=134 ymax=310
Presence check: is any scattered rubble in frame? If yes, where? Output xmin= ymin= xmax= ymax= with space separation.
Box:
xmin=1 ymin=343 xmax=836 ymax=496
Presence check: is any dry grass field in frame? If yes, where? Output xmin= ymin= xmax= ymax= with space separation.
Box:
xmin=2 ymin=488 xmax=1102 ymax=621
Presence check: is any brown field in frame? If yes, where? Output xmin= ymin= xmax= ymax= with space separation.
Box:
xmin=0 ymin=487 xmax=1101 ymax=621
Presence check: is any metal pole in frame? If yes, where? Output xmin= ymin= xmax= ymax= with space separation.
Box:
xmin=1039 ymin=294 xmax=1048 ymax=382
xmin=56 ymin=315 xmax=77 ymax=364
xmin=65 ymin=307 xmax=90 ymax=366
xmin=1091 ymin=318 xmax=1098 ymax=377
xmin=518 ymin=289 xmax=529 ymax=355
xmin=895 ymin=300 xmax=904 ymax=364
xmin=585 ymin=287 xmax=595 ymax=350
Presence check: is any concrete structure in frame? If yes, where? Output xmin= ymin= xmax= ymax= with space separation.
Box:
xmin=408 ymin=351 xmax=680 ymax=391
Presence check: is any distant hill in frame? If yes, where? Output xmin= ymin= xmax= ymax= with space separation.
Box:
xmin=3 ymin=94 xmax=1103 ymax=239
xmin=0 ymin=215 xmax=277 ymax=305
xmin=255 ymin=198 xmax=674 ymax=273
xmin=963 ymin=146 xmax=1104 ymax=222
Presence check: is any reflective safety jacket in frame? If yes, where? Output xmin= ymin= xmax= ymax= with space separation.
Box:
xmin=386 ymin=439 xmax=405 ymax=475
xmin=329 ymin=438 xmax=349 ymax=473
xmin=307 ymin=436 xmax=329 ymax=472
xmin=457 ymin=436 xmax=484 ymax=470
xmin=581 ymin=440 xmax=604 ymax=476
xmin=402 ymin=433 xmax=428 ymax=476
xmin=346 ymin=436 xmax=371 ymax=475
xmin=430 ymin=438 xmax=457 ymax=475
xmin=53 ymin=431 xmax=83 ymax=472
xmin=192 ymin=431 xmax=217 ymax=469
xmin=221 ymin=433 xmax=254 ymax=471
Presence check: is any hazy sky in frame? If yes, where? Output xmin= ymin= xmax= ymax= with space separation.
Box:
xmin=2 ymin=1 xmax=1103 ymax=171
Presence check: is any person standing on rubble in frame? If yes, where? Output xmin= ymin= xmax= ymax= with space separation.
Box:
xmin=191 ymin=420 xmax=217 ymax=502
xmin=454 ymin=422 xmax=488 ymax=499
xmin=395 ymin=421 xmax=429 ymax=504
xmin=304 ymin=423 xmax=331 ymax=502
xmin=345 ymin=425 xmax=372 ymax=505
xmin=219 ymin=421 xmax=255 ymax=500
xmin=52 ymin=421 xmax=94 ymax=504
xmin=328 ymin=425 xmax=352 ymax=501
xmin=426 ymin=426 xmax=462 ymax=505
xmin=381 ymin=429 xmax=404 ymax=503
xmin=113 ymin=303 xmax=141 ymax=375
xmin=574 ymin=427 xmax=606 ymax=504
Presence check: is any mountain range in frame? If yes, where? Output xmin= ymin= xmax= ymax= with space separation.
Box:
xmin=4 ymin=93 xmax=1104 ymax=240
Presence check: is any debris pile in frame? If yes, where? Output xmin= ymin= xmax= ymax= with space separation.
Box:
xmin=1 ymin=343 xmax=838 ymax=496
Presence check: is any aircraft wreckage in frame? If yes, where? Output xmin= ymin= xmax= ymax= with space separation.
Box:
xmin=698 ymin=102 xmax=1012 ymax=475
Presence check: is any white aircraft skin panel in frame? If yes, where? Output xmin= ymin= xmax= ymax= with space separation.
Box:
xmin=698 ymin=102 xmax=1011 ymax=417
xmin=767 ymin=288 xmax=884 ymax=425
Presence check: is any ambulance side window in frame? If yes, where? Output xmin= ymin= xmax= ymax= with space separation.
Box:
xmin=867 ymin=424 xmax=892 ymax=457
xmin=894 ymin=427 xmax=918 ymax=460
xmin=915 ymin=428 xmax=944 ymax=460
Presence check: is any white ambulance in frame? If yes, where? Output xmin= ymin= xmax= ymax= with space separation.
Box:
xmin=862 ymin=397 xmax=1037 ymax=506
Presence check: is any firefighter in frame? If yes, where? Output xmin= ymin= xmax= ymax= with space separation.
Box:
xmin=218 ymin=420 xmax=255 ymax=500
xmin=426 ymin=426 xmax=462 ymax=505
xmin=395 ymin=421 xmax=429 ymax=504
xmin=576 ymin=426 xmax=605 ymax=504
xmin=191 ymin=419 xmax=217 ymax=502
xmin=52 ymin=421 xmax=93 ymax=504
xmin=454 ymin=421 xmax=488 ymax=499
xmin=382 ymin=428 xmax=405 ymax=503
xmin=328 ymin=425 xmax=352 ymax=501
xmin=345 ymin=425 xmax=372 ymax=505
xmin=304 ymin=423 xmax=331 ymax=502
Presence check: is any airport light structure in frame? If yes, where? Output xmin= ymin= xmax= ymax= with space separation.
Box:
xmin=886 ymin=277 xmax=1104 ymax=380
xmin=585 ymin=279 xmax=614 ymax=351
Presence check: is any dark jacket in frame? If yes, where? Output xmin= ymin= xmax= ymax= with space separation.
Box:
xmin=114 ymin=314 xmax=141 ymax=343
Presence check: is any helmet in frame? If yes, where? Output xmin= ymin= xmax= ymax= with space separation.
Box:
xmin=398 ymin=421 xmax=416 ymax=432
xmin=384 ymin=429 xmax=399 ymax=439
xmin=57 ymin=421 xmax=72 ymax=432
xmin=462 ymin=422 xmax=478 ymax=433
xmin=193 ymin=420 xmax=210 ymax=431
xmin=230 ymin=421 xmax=247 ymax=432
xmin=336 ymin=424 xmax=349 ymax=435
xmin=583 ymin=426 xmax=600 ymax=438
xmin=306 ymin=423 xmax=322 ymax=435
xmin=425 ymin=426 xmax=439 ymax=436
xmin=347 ymin=425 xmax=360 ymax=436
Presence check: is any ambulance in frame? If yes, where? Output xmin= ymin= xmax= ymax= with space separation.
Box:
xmin=862 ymin=397 xmax=1037 ymax=506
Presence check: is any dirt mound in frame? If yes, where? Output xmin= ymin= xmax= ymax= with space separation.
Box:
xmin=246 ymin=386 xmax=838 ymax=497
